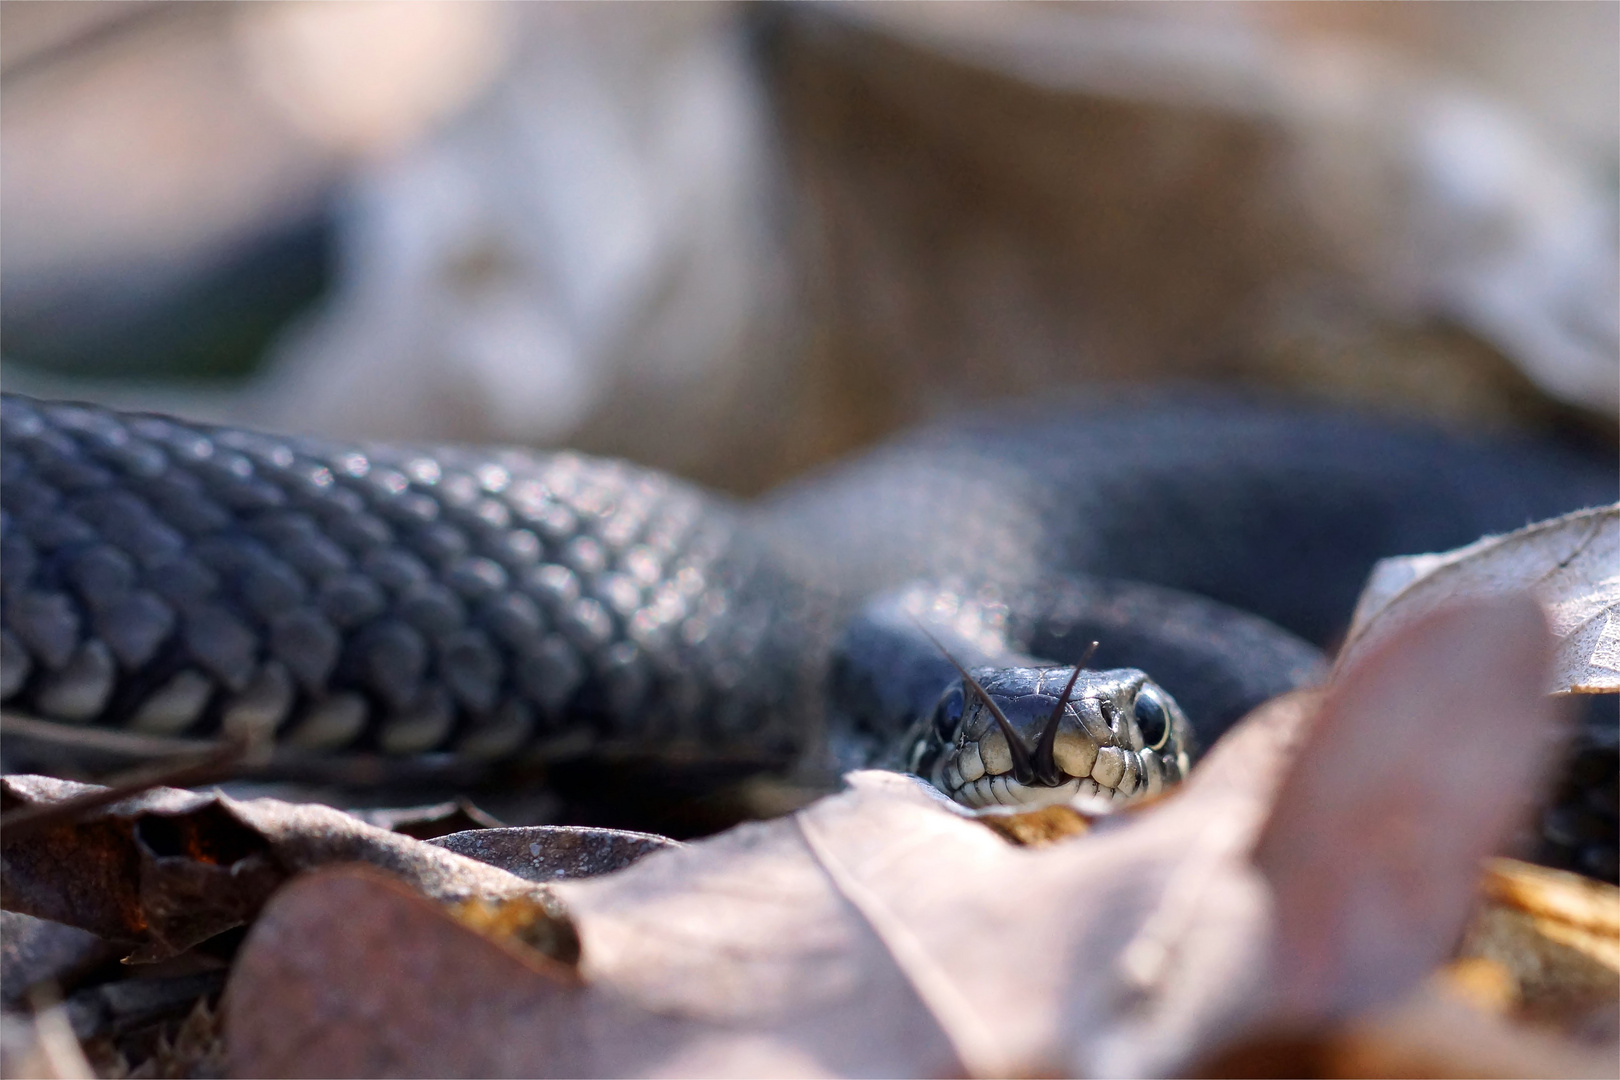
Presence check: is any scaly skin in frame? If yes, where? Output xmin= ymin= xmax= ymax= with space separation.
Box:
xmin=1 ymin=390 xmax=1613 ymax=868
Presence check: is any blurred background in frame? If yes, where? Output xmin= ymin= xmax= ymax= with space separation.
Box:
xmin=2 ymin=1 xmax=1616 ymax=493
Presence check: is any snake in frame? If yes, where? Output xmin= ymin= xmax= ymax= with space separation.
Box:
xmin=1 ymin=389 xmax=1614 ymax=875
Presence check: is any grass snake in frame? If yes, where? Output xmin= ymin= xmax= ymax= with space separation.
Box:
xmin=1 ymin=389 xmax=1614 ymax=875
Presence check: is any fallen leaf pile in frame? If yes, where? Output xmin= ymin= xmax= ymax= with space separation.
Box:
xmin=1 ymin=588 xmax=1614 ymax=1077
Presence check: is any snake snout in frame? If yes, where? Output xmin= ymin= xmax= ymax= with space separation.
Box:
xmin=935 ymin=667 xmax=1192 ymax=811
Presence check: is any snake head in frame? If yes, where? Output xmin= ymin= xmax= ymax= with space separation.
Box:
xmin=918 ymin=666 xmax=1194 ymax=810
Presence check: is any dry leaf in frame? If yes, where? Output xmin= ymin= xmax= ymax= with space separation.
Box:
xmin=0 ymin=778 xmax=574 ymax=964
xmin=1194 ymin=985 xmax=1618 ymax=1079
xmin=1456 ymin=858 xmax=1619 ymax=1025
xmin=430 ymin=826 xmax=683 ymax=883
xmin=222 ymin=703 xmax=1305 ymax=1077
xmin=220 ymin=593 xmax=1577 ymax=1078
xmin=1256 ymin=594 xmax=1560 ymax=1022
xmin=1342 ymin=504 xmax=1619 ymax=693
xmin=226 ymin=863 xmax=914 ymax=1079
xmin=225 ymin=866 xmax=581 ymax=1078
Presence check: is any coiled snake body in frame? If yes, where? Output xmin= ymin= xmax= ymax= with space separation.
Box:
xmin=1 ymin=391 xmax=1613 ymax=869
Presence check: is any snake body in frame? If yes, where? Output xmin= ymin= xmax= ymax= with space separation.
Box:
xmin=1 ymin=391 xmax=1614 ymax=866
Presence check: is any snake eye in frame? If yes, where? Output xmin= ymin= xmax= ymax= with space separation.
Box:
xmin=1133 ymin=687 xmax=1171 ymax=751
xmin=932 ymin=685 xmax=965 ymax=742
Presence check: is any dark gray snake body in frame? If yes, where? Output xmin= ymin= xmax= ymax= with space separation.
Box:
xmin=1 ymin=391 xmax=1614 ymax=869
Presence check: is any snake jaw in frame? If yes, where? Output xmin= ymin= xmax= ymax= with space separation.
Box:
xmin=938 ymin=735 xmax=1178 ymax=811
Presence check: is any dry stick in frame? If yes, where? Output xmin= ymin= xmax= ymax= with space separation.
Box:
xmin=0 ymin=737 xmax=252 ymax=845
xmin=0 ymin=709 xmax=448 ymax=789
xmin=2 ymin=712 xmax=224 ymax=760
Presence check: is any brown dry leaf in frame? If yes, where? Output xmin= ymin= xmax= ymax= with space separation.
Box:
xmin=224 ymin=866 xmax=581 ymax=1078
xmin=221 ymin=593 xmax=1581 ymax=1077
xmin=63 ymin=970 xmax=226 ymax=1058
xmin=225 ymin=863 xmax=909 ymax=1079
xmin=1341 ymin=504 xmax=1620 ymax=694
xmin=1479 ymin=857 xmax=1620 ymax=942
xmin=1194 ymin=984 xmax=1619 ymax=1079
xmin=558 ymin=597 xmax=1563 ymax=1077
xmin=430 ymin=825 xmax=682 ymax=883
xmin=0 ymin=778 xmax=574 ymax=964
xmin=556 ymin=754 xmax=1295 ymax=1079
xmin=1256 ymin=594 xmax=1561 ymax=1022
xmin=224 ymin=711 xmax=1300 ymax=1077
xmin=225 ymin=809 xmax=1018 ymax=1076
xmin=1455 ymin=858 xmax=1620 ymax=1026
xmin=973 ymin=802 xmax=1093 ymax=846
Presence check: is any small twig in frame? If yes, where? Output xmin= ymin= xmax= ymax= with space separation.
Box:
xmin=0 ymin=738 xmax=251 ymax=845
xmin=2 ymin=712 xmax=224 ymax=759
xmin=24 ymin=985 xmax=94 ymax=1080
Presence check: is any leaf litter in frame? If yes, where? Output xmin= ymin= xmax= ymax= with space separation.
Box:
xmin=216 ymin=592 xmax=1609 ymax=1077
xmin=2 ymin=530 xmax=1616 ymax=1076
xmin=0 ymin=778 xmax=577 ymax=965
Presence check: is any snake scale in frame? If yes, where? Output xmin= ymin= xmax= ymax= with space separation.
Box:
xmin=1 ymin=389 xmax=1614 ymax=876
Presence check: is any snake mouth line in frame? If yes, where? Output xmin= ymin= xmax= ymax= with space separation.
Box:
xmin=942 ymin=750 xmax=1163 ymax=810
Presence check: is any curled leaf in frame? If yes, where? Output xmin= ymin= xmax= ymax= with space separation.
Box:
xmin=1342 ymin=504 xmax=1619 ymax=694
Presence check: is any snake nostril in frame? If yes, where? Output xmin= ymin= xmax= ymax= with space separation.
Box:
xmin=1099 ymin=698 xmax=1122 ymax=732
